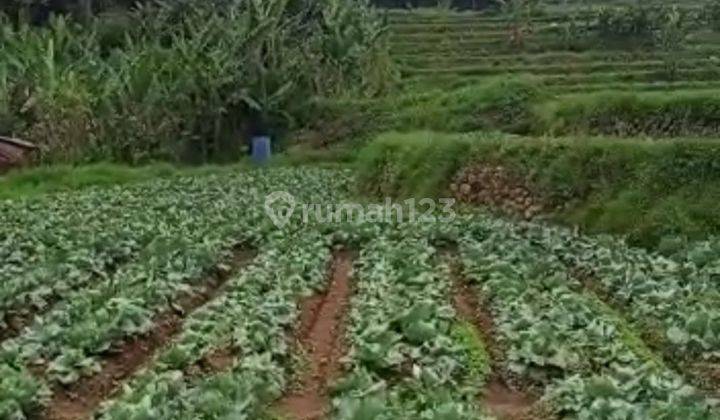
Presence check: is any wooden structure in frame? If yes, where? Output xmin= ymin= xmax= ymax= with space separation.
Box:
xmin=0 ymin=136 xmax=38 ymax=174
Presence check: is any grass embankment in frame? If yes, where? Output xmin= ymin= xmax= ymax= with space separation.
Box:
xmin=0 ymin=147 xmax=353 ymax=200
xmin=0 ymin=163 xmax=182 ymax=200
xmin=317 ymin=76 xmax=720 ymax=143
xmin=357 ymin=131 xmax=720 ymax=248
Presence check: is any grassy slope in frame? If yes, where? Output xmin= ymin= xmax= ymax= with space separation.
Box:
xmin=0 ymin=146 xmax=354 ymax=200
xmin=0 ymin=163 xmax=184 ymax=200
xmin=339 ymin=7 xmax=720 ymax=249
xmin=357 ymin=131 xmax=720 ymax=248
xmin=317 ymin=77 xmax=720 ymax=142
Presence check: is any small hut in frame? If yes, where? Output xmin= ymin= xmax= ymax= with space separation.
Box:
xmin=0 ymin=136 xmax=38 ymax=174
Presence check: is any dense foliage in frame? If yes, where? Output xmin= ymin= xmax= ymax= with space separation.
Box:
xmin=0 ymin=0 xmax=394 ymax=164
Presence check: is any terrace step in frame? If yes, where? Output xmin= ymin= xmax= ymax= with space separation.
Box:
xmin=390 ymin=35 xmax=566 ymax=52
xmin=386 ymin=11 xmax=595 ymax=24
xmin=403 ymin=69 xmax=720 ymax=92
xmin=390 ymin=24 xmax=559 ymax=40
xmin=389 ymin=7 xmax=719 ymax=96
xmin=397 ymin=53 xmax=720 ymax=67
xmin=401 ymin=58 xmax=716 ymax=77
xmin=553 ymin=80 xmax=720 ymax=94
xmin=392 ymin=46 xmax=720 ymax=64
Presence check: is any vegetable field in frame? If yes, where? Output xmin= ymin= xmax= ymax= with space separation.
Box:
xmin=2 ymin=167 xmax=719 ymax=419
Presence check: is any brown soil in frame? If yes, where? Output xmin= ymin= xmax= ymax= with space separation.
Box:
xmin=450 ymin=164 xmax=545 ymax=220
xmin=0 ymin=311 xmax=36 ymax=343
xmin=199 ymin=346 xmax=238 ymax=373
xmin=483 ymin=381 xmax=540 ymax=420
xmin=185 ymin=346 xmax=239 ymax=378
xmin=276 ymin=250 xmax=353 ymax=420
xmin=43 ymin=248 xmax=256 ymax=420
xmin=448 ymin=257 xmax=541 ymax=420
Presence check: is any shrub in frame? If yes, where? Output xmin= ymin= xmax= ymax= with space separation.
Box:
xmin=594 ymin=5 xmax=656 ymax=39
xmin=553 ymin=12 xmax=594 ymax=51
xmin=654 ymin=6 xmax=690 ymax=80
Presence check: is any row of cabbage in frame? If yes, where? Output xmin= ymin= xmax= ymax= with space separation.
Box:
xmin=457 ymin=217 xmax=716 ymax=418
xmin=0 ymin=175 xmax=276 ymax=329
xmin=510 ymin=223 xmax=720 ymax=385
xmin=332 ymin=228 xmax=492 ymax=419
xmin=101 ymin=230 xmax=332 ymax=419
xmin=0 ymin=168 xmax=352 ymax=419
xmin=3 ymin=165 xmax=720 ymax=418
xmin=1 ymin=187 xmax=161 ymax=327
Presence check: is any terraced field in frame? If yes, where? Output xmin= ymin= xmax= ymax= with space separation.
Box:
xmin=2 ymin=168 xmax=719 ymax=419
xmin=387 ymin=6 xmax=720 ymax=94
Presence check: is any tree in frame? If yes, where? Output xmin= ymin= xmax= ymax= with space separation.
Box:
xmin=706 ymin=0 xmax=720 ymax=32
xmin=655 ymin=6 xmax=689 ymax=80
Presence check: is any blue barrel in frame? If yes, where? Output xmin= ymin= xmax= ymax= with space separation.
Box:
xmin=251 ymin=136 xmax=271 ymax=165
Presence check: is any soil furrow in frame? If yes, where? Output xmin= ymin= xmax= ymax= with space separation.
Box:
xmin=447 ymin=256 xmax=541 ymax=420
xmin=184 ymin=345 xmax=239 ymax=377
xmin=276 ymin=250 xmax=354 ymax=420
xmin=42 ymin=246 xmax=256 ymax=420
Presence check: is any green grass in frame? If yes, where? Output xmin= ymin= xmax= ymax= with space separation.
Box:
xmin=390 ymin=35 xmax=564 ymax=52
xmin=405 ymin=69 xmax=720 ymax=94
xmin=390 ymin=28 xmax=557 ymax=41
xmin=386 ymin=9 xmax=599 ymax=24
xmin=554 ymin=81 xmax=720 ymax=94
xmin=356 ymin=131 xmax=476 ymax=198
xmin=0 ymin=163 xmax=184 ymax=200
xmin=389 ymin=22 xmax=517 ymax=33
xmin=394 ymin=47 xmax=720 ymax=66
xmin=356 ymin=131 xmax=720 ymax=248
xmin=378 ymin=76 xmax=543 ymax=134
xmin=452 ymin=321 xmax=492 ymax=384
xmin=402 ymin=58 xmax=713 ymax=76
xmin=319 ymin=75 xmax=720 ymax=141
xmin=0 ymin=148 xmax=354 ymax=200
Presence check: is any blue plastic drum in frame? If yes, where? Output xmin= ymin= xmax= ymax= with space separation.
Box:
xmin=251 ymin=136 xmax=271 ymax=165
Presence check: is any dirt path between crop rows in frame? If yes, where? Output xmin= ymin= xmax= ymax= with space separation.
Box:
xmin=43 ymin=246 xmax=256 ymax=420
xmin=276 ymin=250 xmax=354 ymax=420
xmin=447 ymin=255 xmax=543 ymax=420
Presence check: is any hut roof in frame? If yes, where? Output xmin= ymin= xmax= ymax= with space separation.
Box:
xmin=0 ymin=136 xmax=38 ymax=150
